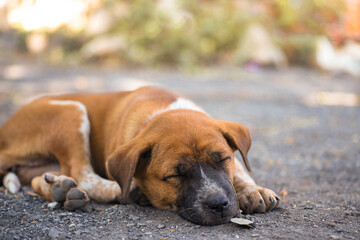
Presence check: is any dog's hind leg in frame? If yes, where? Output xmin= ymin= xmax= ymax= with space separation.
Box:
xmin=0 ymin=98 xmax=121 ymax=206
xmin=47 ymin=100 xmax=121 ymax=203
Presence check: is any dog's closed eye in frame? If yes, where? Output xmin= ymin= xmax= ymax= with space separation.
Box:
xmin=162 ymin=174 xmax=182 ymax=182
xmin=218 ymin=156 xmax=231 ymax=163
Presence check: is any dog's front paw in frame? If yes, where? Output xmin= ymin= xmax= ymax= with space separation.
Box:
xmin=45 ymin=173 xmax=89 ymax=211
xmin=237 ymin=187 xmax=280 ymax=214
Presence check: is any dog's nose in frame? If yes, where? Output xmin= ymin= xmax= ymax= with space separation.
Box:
xmin=204 ymin=193 xmax=229 ymax=213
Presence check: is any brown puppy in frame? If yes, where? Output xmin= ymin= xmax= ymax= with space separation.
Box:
xmin=0 ymin=87 xmax=279 ymax=225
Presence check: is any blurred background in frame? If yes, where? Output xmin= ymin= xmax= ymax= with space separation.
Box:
xmin=0 ymin=2 xmax=360 ymax=239
xmin=0 ymin=0 xmax=359 ymax=75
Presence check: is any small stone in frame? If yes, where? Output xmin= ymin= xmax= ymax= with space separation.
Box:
xmin=48 ymin=228 xmax=61 ymax=238
xmin=129 ymin=215 xmax=140 ymax=221
xmin=48 ymin=202 xmax=60 ymax=210
xmin=69 ymin=223 xmax=76 ymax=228
xmin=331 ymin=235 xmax=341 ymax=240
xmin=84 ymin=206 xmax=92 ymax=213
xmin=157 ymin=224 xmax=166 ymax=229
xmin=137 ymin=222 xmax=146 ymax=227
xmin=126 ymin=223 xmax=135 ymax=228
xmin=13 ymin=235 xmax=21 ymax=240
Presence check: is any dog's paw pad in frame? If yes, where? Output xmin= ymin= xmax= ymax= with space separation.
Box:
xmin=237 ymin=187 xmax=280 ymax=214
xmin=48 ymin=176 xmax=78 ymax=203
xmin=64 ymin=188 xmax=89 ymax=211
xmin=44 ymin=174 xmax=89 ymax=211
xmin=51 ymin=182 xmax=67 ymax=202
xmin=61 ymin=179 xmax=77 ymax=192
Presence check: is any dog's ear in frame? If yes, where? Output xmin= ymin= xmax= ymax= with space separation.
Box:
xmin=106 ymin=138 xmax=152 ymax=201
xmin=218 ymin=120 xmax=252 ymax=172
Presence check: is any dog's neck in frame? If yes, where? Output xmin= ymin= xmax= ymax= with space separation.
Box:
xmin=136 ymin=97 xmax=206 ymax=136
xmin=147 ymin=97 xmax=205 ymax=121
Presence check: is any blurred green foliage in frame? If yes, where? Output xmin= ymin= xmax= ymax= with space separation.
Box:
xmin=17 ymin=0 xmax=346 ymax=68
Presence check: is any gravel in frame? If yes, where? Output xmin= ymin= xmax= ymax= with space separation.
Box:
xmin=0 ymin=57 xmax=359 ymax=239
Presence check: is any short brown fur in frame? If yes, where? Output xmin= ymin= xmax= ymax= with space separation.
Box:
xmin=0 ymin=87 xmax=279 ymax=224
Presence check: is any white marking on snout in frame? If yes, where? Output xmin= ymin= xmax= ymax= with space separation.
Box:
xmin=193 ymin=167 xmax=227 ymax=211
xmin=4 ymin=172 xmax=21 ymax=193
xmin=148 ymin=97 xmax=207 ymax=121
xmin=199 ymin=167 xmax=224 ymax=194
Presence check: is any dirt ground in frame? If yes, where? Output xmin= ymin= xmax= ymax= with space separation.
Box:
xmin=0 ymin=56 xmax=359 ymax=240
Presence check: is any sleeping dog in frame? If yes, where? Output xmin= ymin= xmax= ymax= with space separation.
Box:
xmin=0 ymin=87 xmax=279 ymax=225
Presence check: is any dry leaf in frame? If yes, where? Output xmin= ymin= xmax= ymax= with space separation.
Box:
xmin=231 ymin=218 xmax=254 ymax=227
xmin=280 ymin=189 xmax=288 ymax=196
xmin=20 ymin=216 xmax=27 ymax=224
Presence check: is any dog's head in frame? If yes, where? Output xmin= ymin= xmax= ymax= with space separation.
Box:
xmin=106 ymin=110 xmax=251 ymax=225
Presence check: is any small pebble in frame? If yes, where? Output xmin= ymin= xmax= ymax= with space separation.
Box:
xmin=48 ymin=202 xmax=59 ymax=210
xmin=126 ymin=223 xmax=135 ymax=228
xmin=157 ymin=224 xmax=166 ymax=229
xmin=48 ymin=228 xmax=61 ymax=238
xmin=137 ymin=222 xmax=146 ymax=227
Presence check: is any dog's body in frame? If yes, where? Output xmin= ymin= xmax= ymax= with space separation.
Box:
xmin=0 ymin=87 xmax=279 ymax=225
